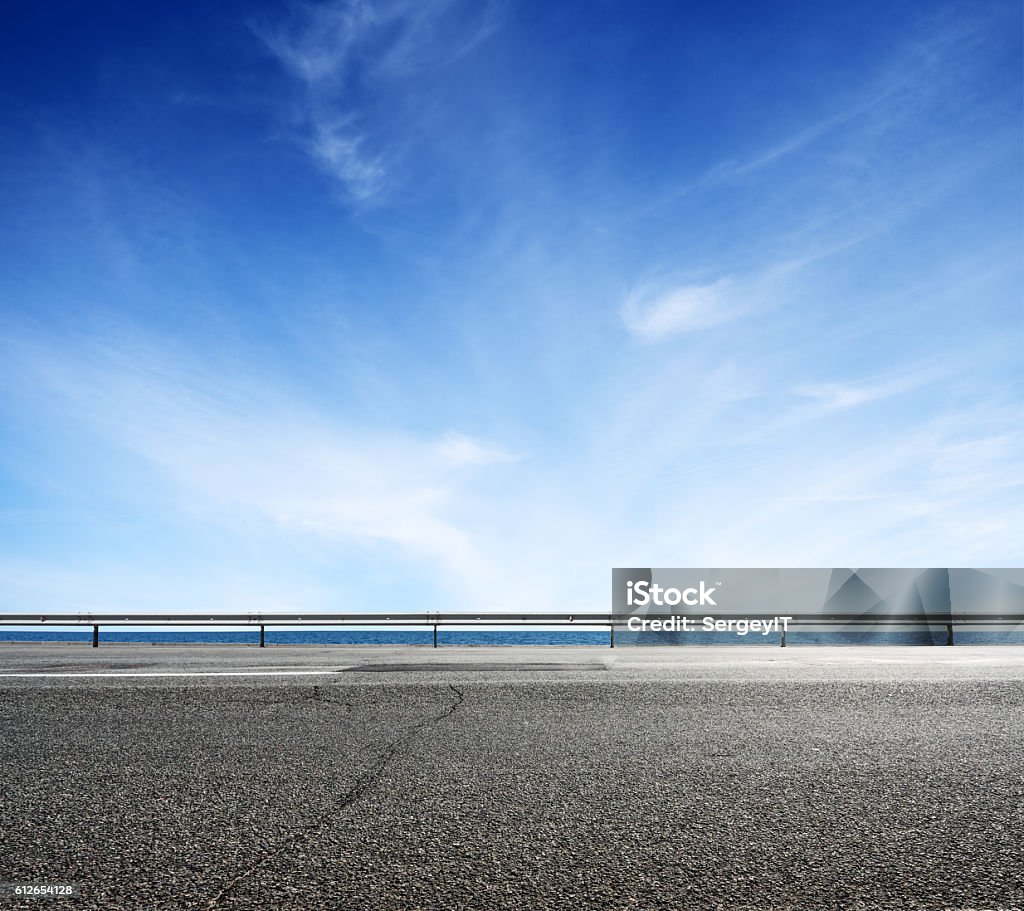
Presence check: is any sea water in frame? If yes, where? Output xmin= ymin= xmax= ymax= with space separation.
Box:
xmin=1 ymin=628 xmax=1021 ymax=645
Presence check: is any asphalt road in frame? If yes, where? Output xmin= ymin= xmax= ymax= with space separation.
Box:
xmin=1 ymin=646 xmax=1022 ymax=910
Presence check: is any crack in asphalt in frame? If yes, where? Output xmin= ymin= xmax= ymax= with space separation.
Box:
xmin=213 ymin=686 xmax=354 ymax=709
xmin=203 ymin=683 xmax=465 ymax=910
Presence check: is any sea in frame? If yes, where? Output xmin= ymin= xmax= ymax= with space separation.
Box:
xmin=1 ymin=628 xmax=1021 ymax=646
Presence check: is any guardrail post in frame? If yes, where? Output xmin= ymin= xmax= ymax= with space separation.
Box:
xmin=780 ymin=624 xmax=786 ymax=648
xmin=259 ymin=625 xmax=265 ymax=648
xmin=946 ymin=623 xmax=954 ymax=646
xmin=609 ymin=622 xmax=615 ymax=648
xmin=92 ymin=625 xmax=99 ymax=648
xmin=433 ymin=624 xmax=438 ymax=648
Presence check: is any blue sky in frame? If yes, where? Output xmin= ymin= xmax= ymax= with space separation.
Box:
xmin=1 ymin=0 xmax=1021 ymax=615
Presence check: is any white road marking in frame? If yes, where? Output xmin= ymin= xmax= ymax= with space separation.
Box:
xmin=0 ymin=669 xmax=352 ymax=678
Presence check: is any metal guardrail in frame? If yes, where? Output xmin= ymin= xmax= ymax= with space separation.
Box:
xmin=1 ymin=612 xmax=1022 ymax=648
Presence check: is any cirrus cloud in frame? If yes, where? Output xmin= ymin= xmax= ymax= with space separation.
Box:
xmin=620 ymin=276 xmax=746 ymax=340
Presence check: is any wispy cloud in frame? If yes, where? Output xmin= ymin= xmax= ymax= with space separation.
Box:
xmin=254 ymin=0 xmax=502 ymax=201
xmin=791 ymin=366 xmax=944 ymax=415
xmin=642 ymin=401 xmax=1024 ymax=567
xmin=258 ymin=1 xmax=375 ymax=83
xmin=618 ymin=11 xmax=1014 ymax=344
xmin=620 ymin=276 xmax=741 ymax=339
xmin=660 ymin=9 xmax=1002 ymax=203
xmin=1 ymin=332 xmax=520 ymax=602
xmin=2 ymin=319 xmax=1021 ymax=615
xmin=620 ymin=262 xmax=801 ymax=341
xmin=308 ymin=118 xmax=386 ymax=199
